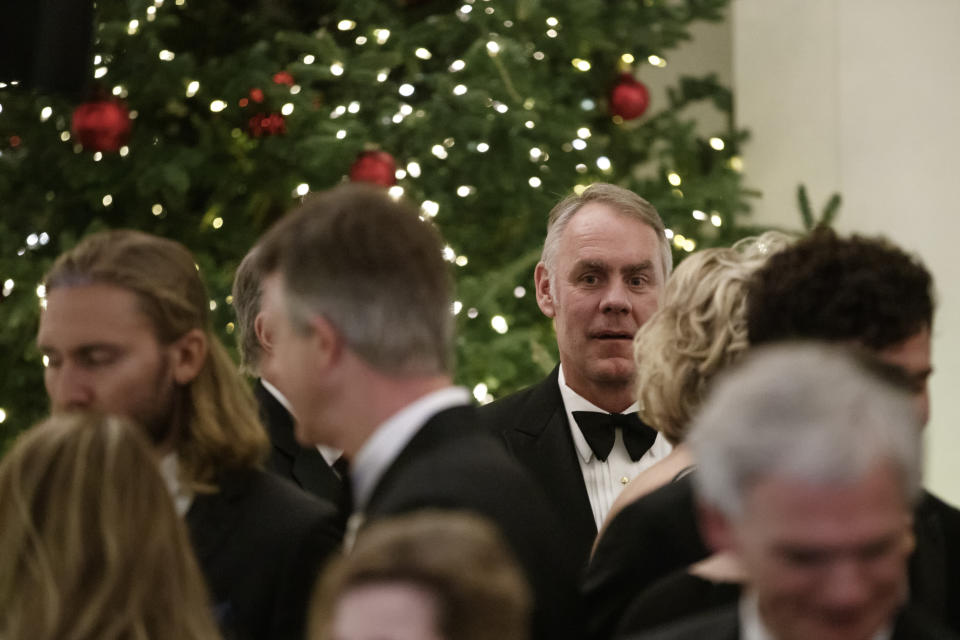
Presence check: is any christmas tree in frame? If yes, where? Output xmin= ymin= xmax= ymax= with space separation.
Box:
xmin=0 ymin=0 xmax=752 ymax=446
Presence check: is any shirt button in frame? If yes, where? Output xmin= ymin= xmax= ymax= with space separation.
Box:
xmin=620 ymin=476 xmax=630 ymax=485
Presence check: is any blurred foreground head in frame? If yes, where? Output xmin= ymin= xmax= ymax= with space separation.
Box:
xmin=310 ymin=511 xmax=531 ymax=640
xmin=0 ymin=412 xmax=220 ymax=640
xmin=692 ymin=343 xmax=921 ymax=640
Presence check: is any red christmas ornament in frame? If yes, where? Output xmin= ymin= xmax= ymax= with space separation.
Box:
xmin=349 ymin=150 xmax=397 ymax=187
xmin=609 ymin=74 xmax=650 ymax=120
xmin=272 ymin=71 xmax=295 ymax=86
xmin=249 ymin=88 xmax=265 ymax=103
xmin=70 ymin=99 xmax=132 ymax=152
xmin=247 ymin=112 xmax=286 ymax=137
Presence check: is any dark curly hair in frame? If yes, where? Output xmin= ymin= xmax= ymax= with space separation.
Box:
xmin=747 ymin=228 xmax=934 ymax=349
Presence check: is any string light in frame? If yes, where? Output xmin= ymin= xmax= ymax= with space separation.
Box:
xmin=388 ymin=186 xmax=404 ymax=199
xmin=399 ymin=83 xmax=415 ymax=97
xmin=395 ymin=168 xmax=407 ymax=180
xmin=127 ymin=20 xmax=140 ymax=34
xmin=667 ymin=172 xmax=682 ymax=186
xmin=226 ymin=322 xmax=235 ymax=334
xmin=377 ymin=69 xmax=390 ymax=82
xmin=281 ymin=103 xmax=294 ymax=115
xmin=575 ymin=163 xmax=587 ymax=173
xmin=36 ymin=284 xmax=46 ymax=298
xmin=467 ymin=308 xmax=479 ymax=319
xmin=665 ymin=229 xmax=675 ymax=240
xmin=295 ymin=183 xmax=309 ymax=196
xmin=621 ymin=53 xmax=635 ymax=64
xmin=94 ymin=66 xmax=108 ymax=78
xmin=0 ymin=409 xmax=6 ymax=423
xmin=692 ymin=209 xmax=707 ymax=220
xmin=158 ymin=50 xmax=175 ymax=61
xmin=407 ymin=161 xmax=422 ymax=177
xmin=303 ymin=54 xmax=315 ymax=64
xmin=152 ymin=204 xmax=164 ymax=216
xmin=146 ymin=6 xmax=157 ymax=20
xmin=648 ymin=55 xmax=667 ymax=67
xmin=119 ymin=146 xmax=130 ymax=157
xmin=476 ymin=142 xmax=489 ymax=153
xmin=533 ymin=51 xmax=545 ymax=61
xmin=456 ymin=185 xmax=473 ymax=197
xmin=93 ymin=151 xmax=103 ymax=161
xmin=529 ymin=147 xmax=543 ymax=160
xmin=711 ymin=213 xmax=723 ymax=227
xmin=709 ymin=137 xmax=725 ymax=150
xmin=572 ymin=139 xmax=587 ymax=150
xmin=524 ymin=120 xmax=535 ymax=129
xmin=374 ymin=29 xmax=391 ymax=44
xmin=528 ymin=177 xmax=542 ymax=188
xmin=26 ymin=234 xmax=38 ymax=247
xmin=209 ymin=300 xmax=218 ymax=311
xmin=486 ymin=41 xmax=500 ymax=55
xmin=596 ymin=156 xmax=612 ymax=171
xmin=571 ymin=58 xmax=591 ymax=71
xmin=491 ymin=315 xmax=508 ymax=334
xmin=2 ymin=279 xmax=14 ymax=296
xmin=355 ymin=36 xmax=368 ymax=45
xmin=513 ymin=286 xmax=526 ymax=298
xmin=102 ymin=194 xmax=113 ymax=206
xmin=330 ymin=62 xmax=345 ymax=76
xmin=473 ymin=383 xmax=488 ymax=403
xmin=455 ymin=256 xmax=468 ymax=267
xmin=546 ymin=16 xmax=559 ymax=26
xmin=431 ymin=145 xmax=448 ymax=159
xmin=330 ymin=105 xmax=346 ymax=118
xmin=449 ymin=59 xmax=466 ymax=72
xmin=40 ymin=106 xmax=53 ymax=121
xmin=185 ymin=80 xmax=199 ymax=97
xmin=337 ymin=19 xmax=356 ymax=30
xmin=452 ymin=84 xmax=467 ymax=95
xmin=421 ymin=200 xmax=439 ymax=217
xmin=729 ymin=156 xmax=744 ymax=172
xmin=443 ymin=246 xmax=456 ymax=262
xmin=336 ymin=129 xmax=347 ymax=139
xmin=415 ymin=47 xmax=432 ymax=60
xmin=209 ymin=100 xmax=227 ymax=112
xmin=347 ymin=101 xmax=360 ymax=113
xmin=452 ymin=301 xmax=463 ymax=314
xmin=577 ymin=127 xmax=592 ymax=139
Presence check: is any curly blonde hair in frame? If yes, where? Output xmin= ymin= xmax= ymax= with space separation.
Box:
xmin=634 ymin=232 xmax=792 ymax=444
xmin=0 ymin=412 xmax=221 ymax=640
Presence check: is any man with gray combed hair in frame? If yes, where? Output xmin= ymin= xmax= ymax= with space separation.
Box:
xmin=478 ymin=182 xmax=674 ymax=568
xmin=231 ymin=246 xmax=348 ymax=513
xmin=629 ymin=343 xmax=953 ymax=640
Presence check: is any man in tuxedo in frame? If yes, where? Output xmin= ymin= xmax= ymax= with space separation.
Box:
xmin=586 ymin=229 xmax=960 ymax=638
xmin=232 ymin=245 xmax=349 ymax=520
xmin=37 ymin=230 xmax=341 ymax=640
xmin=254 ymin=183 xmax=582 ymax=640
xmin=476 ymin=183 xmax=674 ymax=568
xmin=628 ymin=344 xmax=956 ymax=640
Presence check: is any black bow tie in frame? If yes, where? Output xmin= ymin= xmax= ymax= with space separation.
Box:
xmin=572 ymin=411 xmax=658 ymax=462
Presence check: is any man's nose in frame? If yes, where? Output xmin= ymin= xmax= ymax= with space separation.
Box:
xmin=821 ymin=558 xmax=871 ymax=609
xmin=48 ymin=364 xmax=95 ymax=411
xmin=600 ymin=280 xmax=632 ymax=314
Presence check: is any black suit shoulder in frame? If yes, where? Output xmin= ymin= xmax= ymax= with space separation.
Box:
xmin=619 ymin=603 xmax=739 ymax=640
xmin=366 ymin=404 xmax=583 ymax=640
xmin=475 ymin=368 xmax=561 ymax=440
xmin=911 ymin=489 xmax=960 ymax=635
xmin=187 ymin=468 xmax=342 ymax=640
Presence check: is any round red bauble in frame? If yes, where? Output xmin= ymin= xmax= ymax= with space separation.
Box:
xmin=609 ymin=74 xmax=650 ymax=120
xmin=349 ymin=150 xmax=397 ymax=187
xmin=272 ymin=71 xmax=295 ymax=86
xmin=70 ymin=99 xmax=132 ymax=152
xmin=249 ymin=88 xmax=265 ymax=103
xmin=247 ymin=112 xmax=286 ymax=137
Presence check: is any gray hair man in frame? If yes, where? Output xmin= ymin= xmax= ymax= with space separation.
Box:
xmin=478 ymin=182 xmax=674 ymax=567
xmin=630 ymin=344 xmax=949 ymax=640
xmin=232 ymin=246 xmax=347 ymax=514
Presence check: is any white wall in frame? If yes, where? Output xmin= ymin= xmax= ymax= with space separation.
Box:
xmin=733 ymin=0 xmax=960 ymax=503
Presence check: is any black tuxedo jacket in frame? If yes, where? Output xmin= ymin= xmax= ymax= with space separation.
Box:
xmin=186 ymin=468 xmax=342 ymax=640
xmin=256 ymin=380 xmax=350 ymax=522
xmin=622 ymin=602 xmax=960 ymax=640
xmin=585 ymin=472 xmax=960 ymax=640
xmin=362 ymin=403 xmax=583 ymax=640
xmin=475 ymin=366 xmax=598 ymax=569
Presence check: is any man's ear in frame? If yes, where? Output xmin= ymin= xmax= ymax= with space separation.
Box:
xmin=169 ymin=328 xmax=208 ymax=385
xmin=698 ymin=501 xmax=737 ymax=554
xmin=307 ymin=314 xmax=343 ymax=372
xmin=534 ymin=261 xmax=556 ymax=318
xmin=254 ymin=312 xmax=272 ymax=357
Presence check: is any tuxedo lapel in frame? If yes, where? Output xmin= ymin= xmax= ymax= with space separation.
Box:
xmin=500 ymin=367 xmax=597 ymax=555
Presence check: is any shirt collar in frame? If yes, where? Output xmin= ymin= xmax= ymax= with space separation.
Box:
xmin=739 ymin=590 xmax=893 ymax=640
xmin=261 ymin=378 xmax=342 ymax=466
xmin=158 ymin=452 xmax=194 ymax=517
xmin=557 ymin=364 xmax=639 ymax=463
xmin=352 ymin=386 xmax=471 ymax=510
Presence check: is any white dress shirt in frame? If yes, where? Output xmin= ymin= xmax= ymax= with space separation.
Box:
xmin=558 ymin=365 xmax=672 ymax=529
xmin=739 ymin=591 xmax=892 ymax=640
xmin=260 ymin=378 xmax=342 ymax=467
xmin=159 ymin=452 xmax=194 ymax=517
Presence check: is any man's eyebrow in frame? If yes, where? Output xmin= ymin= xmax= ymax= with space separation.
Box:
xmin=572 ymin=259 xmax=609 ymax=272
xmin=622 ymin=260 xmax=656 ymax=275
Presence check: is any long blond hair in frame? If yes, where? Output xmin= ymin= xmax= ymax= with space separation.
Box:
xmin=634 ymin=232 xmax=792 ymax=443
xmin=44 ymin=230 xmax=268 ymax=487
xmin=0 ymin=412 xmax=222 ymax=640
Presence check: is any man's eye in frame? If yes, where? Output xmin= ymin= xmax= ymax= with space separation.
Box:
xmin=83 ymin=352 xmax=118 ymax=367
xmin=581 ymin=274 xmax=599 ymax=285
xmin=629 ymin=277 xmax=647 ymax=287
